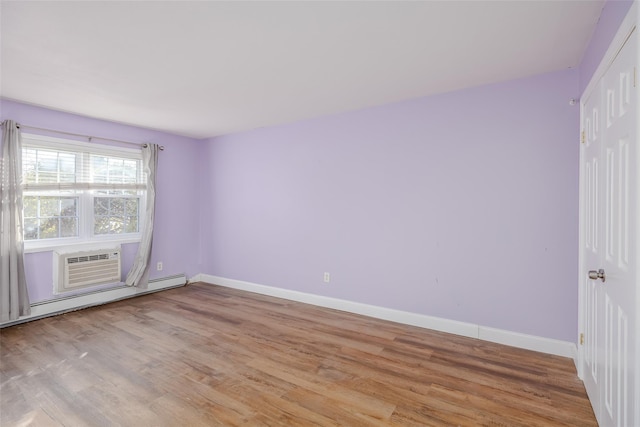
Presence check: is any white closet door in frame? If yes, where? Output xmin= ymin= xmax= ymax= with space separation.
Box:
xmin=581 ymin=25 xmax=637 ymax=427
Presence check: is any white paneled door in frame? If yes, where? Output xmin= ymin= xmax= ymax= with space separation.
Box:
xmin=580 ymin=18 xmax=638 ymax=427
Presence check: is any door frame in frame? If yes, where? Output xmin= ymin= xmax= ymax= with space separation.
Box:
xmin=577 ymin=1 xmax=639 ymax=421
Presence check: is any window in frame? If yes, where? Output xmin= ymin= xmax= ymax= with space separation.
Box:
xmin=22 ymin=134 xmax=146 ymax=250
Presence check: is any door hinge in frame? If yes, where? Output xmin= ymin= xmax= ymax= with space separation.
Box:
xmin=580 ymin=333 xmax=584 ymax=345
xmin=581 ymin=130 xmax=586 ymax=144
xmin=634 ymin=67 xmax=637 ymax=88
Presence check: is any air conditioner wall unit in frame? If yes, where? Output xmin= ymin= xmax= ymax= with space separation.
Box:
xmin=53 ymin=247 xmax=122 ymax=293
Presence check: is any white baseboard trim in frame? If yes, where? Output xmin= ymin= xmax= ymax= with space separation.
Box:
xmin=194 ymin=274 xmax=577 ymax=360
xmin=478 ymin=326 xmax=578 ymax=361
xmin=1 ymin=274 xmax=187 ymax=328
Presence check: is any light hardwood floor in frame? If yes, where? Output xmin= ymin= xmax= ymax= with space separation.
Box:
xmin=1 ymin=282 xmax=596 ymax=426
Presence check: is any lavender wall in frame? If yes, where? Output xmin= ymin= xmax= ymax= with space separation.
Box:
xmin=199 ymin=69 xmax=581 ymax=341
xmin=0 ymin=100 xmax=202 ymax=303
xmin=579 ymin=0 xmax=634 ymax=92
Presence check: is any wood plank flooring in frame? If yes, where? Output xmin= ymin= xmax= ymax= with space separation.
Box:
xmin=1 ymin=282 xmax=596 ymax=426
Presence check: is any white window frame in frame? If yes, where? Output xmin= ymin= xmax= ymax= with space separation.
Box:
xmin=22 ymin=133 xmax=145 ymax=253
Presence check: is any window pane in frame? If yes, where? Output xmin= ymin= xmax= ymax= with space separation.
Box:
xmin=38 ymin=172 xmax=58 ymax=184
xmin=123 ymin=159 xmax=137 ymax=169
xmin=125 ymin=216 xmax=138 ymax=233
xmin=108 ymin=158 xmax=124 ymax=168
xmin=123 ymin=160 xmax=137 ymax=183
xmin=24 ymin=196 xmax=38 ymax=218
xmin=110 ymin=198 xmax=124 ymax=215
xmin=92 ymin=156 xmax=108 ymax=170
xmin=59 ymin=173 xmax=76 ymax=183
xmin=39 ymin=218 xmax=59 ymax=239
xmin=91 ymin=156 xmax=108 ymax=183
xmin=108 ymin=158 xmax=124 ymax=183
xmin=23 ymin=149 xmax=38 ymax=184
xmin=125 ymin=198 xmax=139 ymax=215
xmin=59 ymin=153 xmax=76 ymax=174
xmin=94 ymin=217 xmax=110 ymax=235
xmin=60 ymin=218 xmax=78 ymax=238
xmin=24 ymin=170 xmax=37 ymax=184
xmin=94 ymin=198 xmax=109 ymax=215
xmin=60 ymin=198 xmax=77 ymax=216
xmin=24 ymin=219 xmax=38 ymax=240
xmin=38 ymin=152 xmax=58 ymax=172
xmin=109 ymin=216 xmax=123 ymax=234
xmin=40 ymin=197 xmax=60 ymax=217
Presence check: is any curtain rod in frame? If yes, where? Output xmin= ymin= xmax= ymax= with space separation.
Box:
xmin=1 ymin=121 xmax=165 ymax=151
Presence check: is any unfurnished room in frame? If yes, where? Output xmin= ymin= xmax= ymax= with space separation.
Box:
xmin=0 ymin=1 xmax=638 ymax=426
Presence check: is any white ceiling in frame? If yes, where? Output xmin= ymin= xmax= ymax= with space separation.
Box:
xmin=1 ymin=1 xmax=604 ymax=139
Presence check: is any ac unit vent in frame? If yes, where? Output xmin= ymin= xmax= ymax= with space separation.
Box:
xmin=67 ymin=253 xmax=109 ymax=264
xmin=54 ymin=248 xmax=122 ymax=293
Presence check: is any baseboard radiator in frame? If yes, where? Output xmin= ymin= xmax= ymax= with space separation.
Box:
xmin=0 ymin=274 xmax=187 ymax=328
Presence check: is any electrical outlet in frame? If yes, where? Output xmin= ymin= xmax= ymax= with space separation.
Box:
xmin=323 ymin=272 xmax=330 ymax=283
xmin=157 ymin=262 xmax=163 ymax=271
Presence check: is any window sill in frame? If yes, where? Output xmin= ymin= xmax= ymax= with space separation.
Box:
xmin=24 ymin=236 xmax=142 ymax=254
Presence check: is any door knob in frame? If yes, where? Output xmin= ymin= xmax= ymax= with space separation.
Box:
xmin=588 ymin=269 xmax=606 ymax=282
